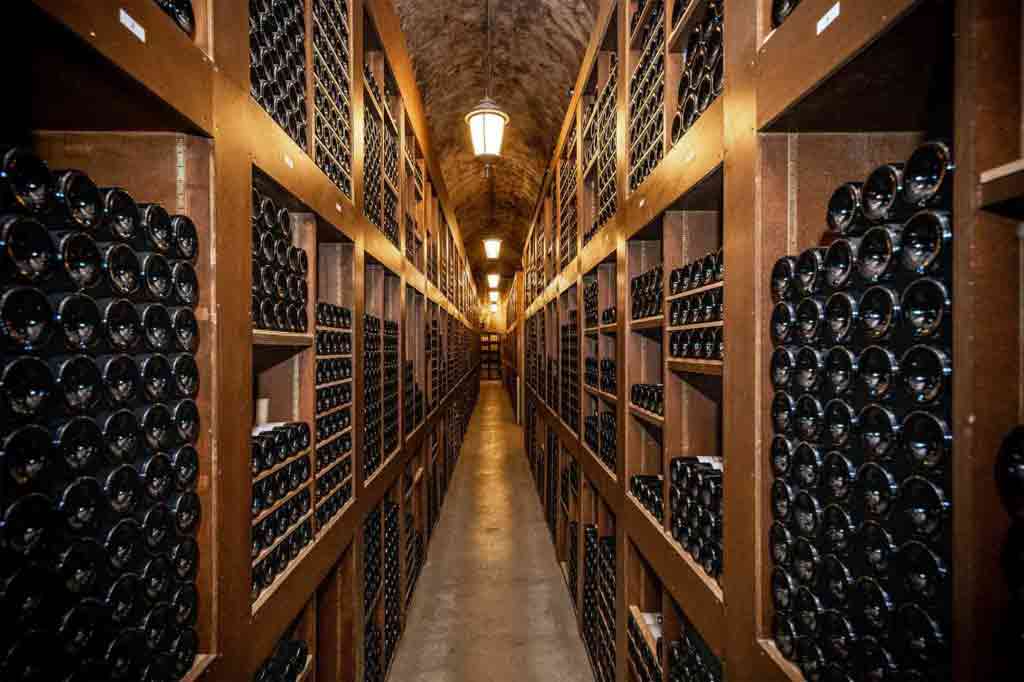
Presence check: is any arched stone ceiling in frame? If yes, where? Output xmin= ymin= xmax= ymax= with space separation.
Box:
xmin=393 ymin=0 xmax=598 ymax=297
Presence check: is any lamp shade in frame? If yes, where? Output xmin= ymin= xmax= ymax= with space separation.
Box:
xmin=489 ymin=290 xmax=499 ymax=303
xmin=483 ymin=239 xmax=502 ymax=260
xmin=466 ymin=97 xmax=509 ymax=159
xmin=487 ymin=273 xmax=500 ymax=288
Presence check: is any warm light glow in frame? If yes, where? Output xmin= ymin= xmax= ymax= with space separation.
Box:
xmin=489 ymin=290 xmax=499 ymax=303
xmin=490 ymin=302 xmax=498 ymax=313
xmin=466 ymin=97 xmax=509 ymax=159
xmin=483 ymin=238 xmax=502 ymax=260
xmin=487 ymin=273 xmax=500 ymax=288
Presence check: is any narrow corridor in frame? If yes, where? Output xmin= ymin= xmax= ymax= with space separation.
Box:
xmin=389 ymin=382 xmax=594 ymax=682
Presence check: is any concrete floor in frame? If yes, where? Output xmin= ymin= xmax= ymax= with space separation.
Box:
xmin=389 ymin=382 xmax=594 ymax=682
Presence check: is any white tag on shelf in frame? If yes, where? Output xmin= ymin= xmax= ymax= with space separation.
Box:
xmin=335 ymin=203 xmax=343 ymax=213
xmin=283 ymin=154 xmax=295 ymax=169
xmin=698 ymin=455 xmax=724 ymax=471
xmin=119 ymin=9 xmax=146 ymax=42
xmin=816 ymin=2 xmax=840 ymax=35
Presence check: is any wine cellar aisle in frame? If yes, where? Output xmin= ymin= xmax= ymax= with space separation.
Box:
xmin=389 ymin=382 xmax=593 ymax=682
xmin=6 ymin=0 xmax=1024 ymax=681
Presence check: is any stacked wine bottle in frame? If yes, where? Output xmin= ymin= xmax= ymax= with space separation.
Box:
xmin=584 ymin=279 xmax=599 ymax=328
xmin=363 ymin=314 xmax=382 ymax=477
xmin=363 ymin=107 xmax=384 ymax=230
xmin=428 ymin=314 xmax=439 ymax=409
xmin=402 ymin=503 xmax=422 ymax=602
xmin=253 ymin=620 xmax=309 ymax=682
xmin=666 ymin=600 xmax=723 ymax=682
xmin=631 ymin=264 xmax=663 ymax=319
xmin=382 ymin=502 xmax=400 ymax=666
xmin=249 ymin=0 xmax=308 ymax=149
xmin=382 ymin=319 xmax=399 ymax=456
xmin=559 ymin=150 xmax=578 ymax=268
xmin=250 ymin=420 xmax=313 ymax=603
xmin=251 ymin=186 xmax=309 ymax=333
xmin=631 ymin=473 xmax=665 ymax=522
xmin=0 ymin=148 xmax=201 ymax=679
xmin=627 ymin=610 xmax=663 ymax=682
xmin=631 ymin=383 xmax=665 ymax=416
xmin=582 ymin=525 xmax=616 ymax=682
xmin=600 ymin=357 xmax=616 ymax=393
xmin=312 ymin=0 xmax=353 ymax=197
xmin=585 ymin=357 xmax=599 ymax=389
xmin=670 ymin=0 xmax=724 ymax=146
xmin=362 ymin=504 xmax=382 ymax=682
xmin=629 ymin=2 xmax=666 ymax=192
xmin=560 ymin=310 xmax=580 ymax=433
xmin=768 ymin=141 xmax=954 ymax=680
xmin=669 ymin=456 xmax=723 ymax=581
xmin=583 ymin=56 xmax=618 ymax=247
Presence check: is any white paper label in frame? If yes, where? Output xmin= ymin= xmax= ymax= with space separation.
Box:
xmin=335 ymin=203 xmax=343 ymax=213
xmin=698 ymin=456 xmax=724 ymax=471
xmin=283 ymin=154 xmax=294 ymax=169
xmin=119 ymin=9 xmax=146 ymax=42
xmin=816 ymin=2 xmax=840 ymax=35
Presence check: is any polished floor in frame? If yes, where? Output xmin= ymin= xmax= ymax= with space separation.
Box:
xmin=389 ymin=382 xmax=594 ymax=682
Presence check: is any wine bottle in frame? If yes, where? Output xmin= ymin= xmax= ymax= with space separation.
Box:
xmin=0 ymin=214 xmax=56 ymax=283
xmin=1 ymin=147 xmax=52 ymax=214
xmin=1 ymin=285 xmax=54 ymax=351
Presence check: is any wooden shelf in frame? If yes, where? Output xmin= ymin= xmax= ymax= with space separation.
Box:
xmin=315 ymin=426 xmax=352 ymax=450
xmin=253 ymin=448 xmax=312 ymax=485
xmin=29 ymin=0 xmax=215 ymax=134
xmin=181 ymin=654 xmax=217 ymax=682
xmin=252 ymin=483 xmax=313 ymax=527
xmin=599 ymin=322 xmax=617 ymax=333
xmin=315 ymin=377 xmax=353 ymax=390
xmin=315 ymin=325 xmax=353 ymax=333
xmin=980 ymin=158 xmax=1024 ymax=220
xmin=364 ymin=586 xmax=382 ymax=624
xmin=251 ymin=533 xmax=319 ymax=615
xmin=316 ymin=353 xmax=353 ymax=360
xmin=628 ymin=0 xmax=657 ymax=49
xmin=253 ymin=330 xmax=314 ymax=348
xmin=252 ymin=510 xmax=315 ymax=566
xmin=625 ymin=497 xmax=725 ymax=655
xmin=315 ymin=455 xmax=352 ymax=482
xmin=756 ymin=0 xmax=927 ymax=130
xmin=667 ymin=320 xmax=723 ymax=332
xmin=630 ymin=315 xmax=664 ymax=330
xmin=666 ymin=280 xmax=724 ymax=301
xmin=629 ymin=404 xmax=665 ymax=427
xmin=314 ymin=402 xmax=352 ymax=420
xmin=757 ymin=640 xmax=805 ymax=682
xmin=667 ymin=358 xmax=723 ymax=376
xmin=295 ymin=654 xmax=315 ymax=682
xmin=668 ymin=0 xmax=711 ymax=51
xmin=383 ymin=172 xmax=400 ymax=196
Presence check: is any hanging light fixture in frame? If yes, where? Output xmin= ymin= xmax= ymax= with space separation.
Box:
xmin=490 ymin=302 xmax=498 ymax=313
xmin=489 ymin=290 xmax=499 ymax=303
xmin=465 ymin=0 xmax=508 ymax=162
xmin=487 ymin=273 xmax=500 ymax=288
xmin=485 ymin=238 xmax=505 ymax=260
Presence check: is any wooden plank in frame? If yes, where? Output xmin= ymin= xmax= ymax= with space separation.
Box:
xmin=756 ymin=0 xmax=923 ymax=130
xmin=624 ymin=498 xmax=725 ymax=657
xmin=30 ymin=0 xmax=215 ymax=132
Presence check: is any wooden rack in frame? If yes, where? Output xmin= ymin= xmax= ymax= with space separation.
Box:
xmin=20 ymin=0 xmax=484 ymax=679
xmin=510 ymin=0 xmax=1022 ymax=681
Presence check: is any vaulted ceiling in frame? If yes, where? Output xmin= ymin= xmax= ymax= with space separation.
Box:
xmin=393 ymin=0 xmax=598 ymax=298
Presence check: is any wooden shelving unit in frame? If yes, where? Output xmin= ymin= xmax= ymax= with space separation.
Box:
xmin=507 ymin=1 xmax=1022 ymax=681
xmin=17 ymin=1 xmax=484 ymax=680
